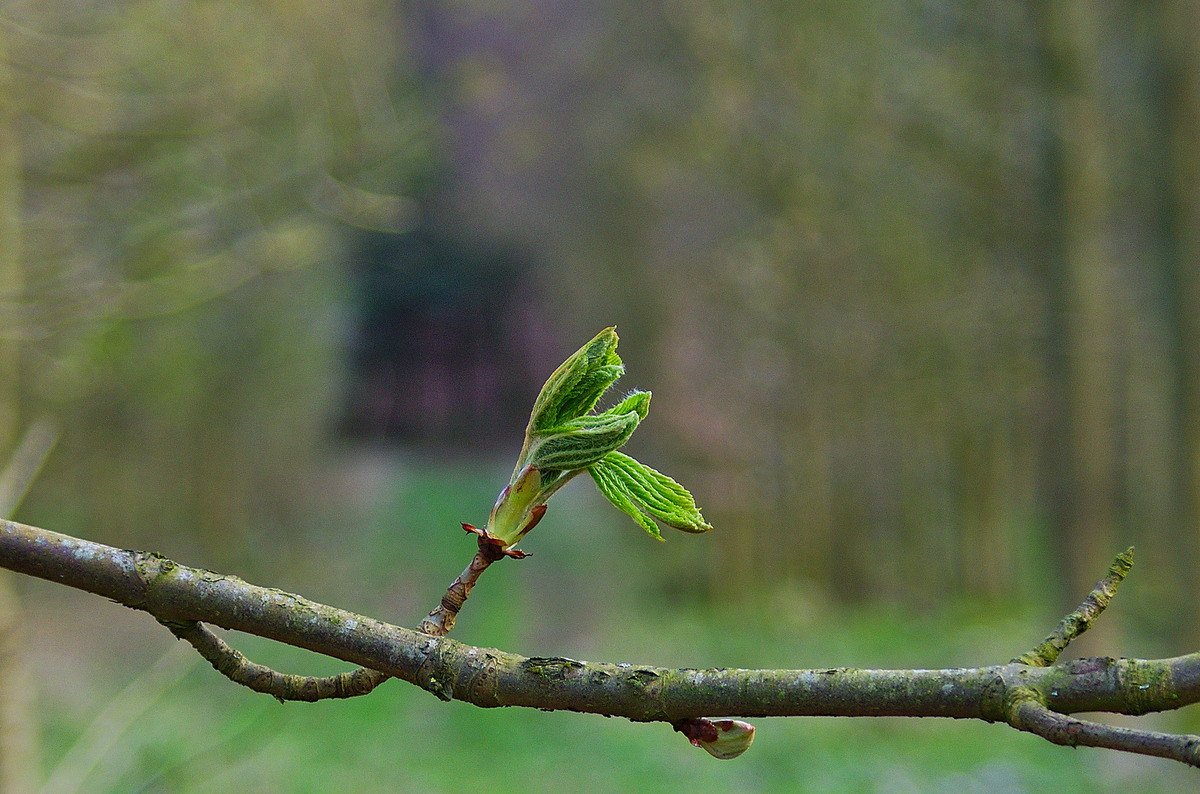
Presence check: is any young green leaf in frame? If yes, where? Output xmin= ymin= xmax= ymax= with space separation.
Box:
xmin=530 ymin=411 xmax=640 ymax=471
xmin=588 ymin=451 xmax=712 ymax=539
xmin=526 ymin=327 xmax=622 ymax=435
xmin=604 ymin=389 xmax=651 ymax=422
xmin=589 ymin=456 xmax=663 ymax=540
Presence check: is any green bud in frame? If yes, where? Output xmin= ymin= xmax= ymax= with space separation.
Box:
xmin=683 ymin=719 xmax=755 ymax=760
xmin=486 ymin=464 xmax=549 ymax=548
xmin=472 ymin=328 xmax=711 ymax=556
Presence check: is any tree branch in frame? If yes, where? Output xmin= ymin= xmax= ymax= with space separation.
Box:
xmin=156 ymin=618 xmax=387 ymax=702
xmin=5 ymin=519 xmax=1200 ymax=767
xmin=1014 ymin=546 xmax=1134 ymax=666
xmin=164 ymin=524 xmax=512 ymax=701
xmin=1008 ymin=691 xmax=1200 ymax=766
xmin=155 ymin=520 xmax=507 ymax=701
xmin=418 ymin=529 xmax=508 ymax=636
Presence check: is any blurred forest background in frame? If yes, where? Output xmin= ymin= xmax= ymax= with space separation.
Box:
xmin=2 ymin=0 xmax=1200 ymax=791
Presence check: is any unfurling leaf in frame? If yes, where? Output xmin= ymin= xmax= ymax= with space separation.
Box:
xmin=529 ymin=391 xmax=651 ymax=472
xmin=526 ymin=327 xmax=622 ymax=436
xmin=530 ymin=413 xmax=639 ymax=471
xmin=605 ymin=389 xmax=651 ymax=422
xmin=588 ymin=451 xmax=712 ymax=540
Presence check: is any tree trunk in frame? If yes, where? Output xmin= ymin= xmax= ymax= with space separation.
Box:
xmin=0 ymin=44 xmax=39 ymax=794
xmin=1037 ymin=0 xmax=1120 ymax=608
xmin=1157 ymin=0 xmax=1200 ymax=639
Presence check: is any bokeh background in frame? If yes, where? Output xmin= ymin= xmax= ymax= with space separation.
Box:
xmin=2 ymin=0 xmax=1199 ymax=791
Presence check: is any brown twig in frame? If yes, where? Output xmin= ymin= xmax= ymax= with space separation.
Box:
xmin=1008 ymin=691 xmax=1200 ymax=767
xmin=418 ymin=530 xmax=508 ymax=637
xmin=158 ymin=619 xmax=389 ymax=702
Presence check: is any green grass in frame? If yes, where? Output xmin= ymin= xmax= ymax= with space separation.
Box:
xmin=26 ymin=456 xmax=1198 ymax=792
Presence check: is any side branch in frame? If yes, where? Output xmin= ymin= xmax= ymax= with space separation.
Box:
xmin=4 ymin=520 xmax=1200 ymax=729
xmin=418 ymin=532 xmax=507 ymax=636
xmin=161 ymin=523 xmax=504 ymax=700
xmin=158 ymin=619 xmax=387 ymax=702
xmin=1014 ymin=547 xmax=1134 ymax=667
xmin=1009 ymin=694 xmax=1200 ymax=766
